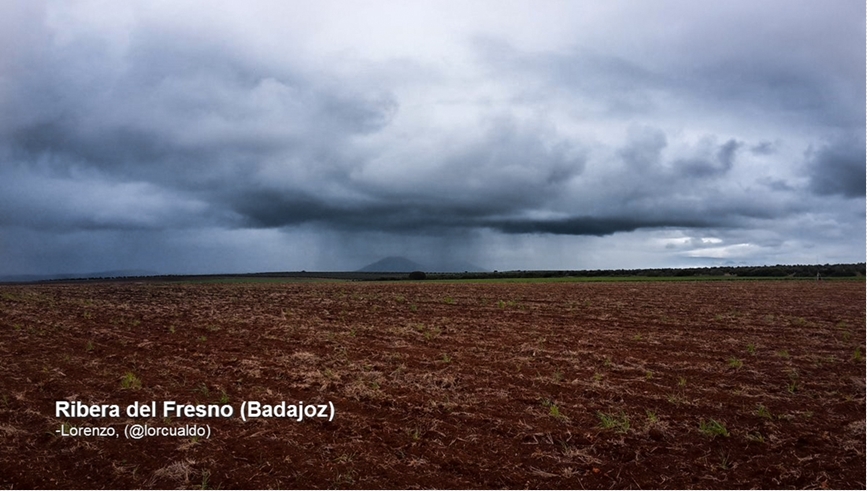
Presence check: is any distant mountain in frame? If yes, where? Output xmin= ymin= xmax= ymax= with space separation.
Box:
xmin=357 ymin=256 xmax=427 ymax=273
xmin=0 ymin=269 xmax=159 ymax=283
xmin=357 ymin=256 xmax=487 ymax=273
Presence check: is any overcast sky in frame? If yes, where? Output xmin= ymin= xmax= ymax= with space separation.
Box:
xmin=0 ymin=0 xmax=864 ymax=275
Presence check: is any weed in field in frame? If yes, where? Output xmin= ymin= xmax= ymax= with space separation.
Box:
xmin=786 ymin=370 xmax=799 ymax=394
xmin=776 ymin=350 xmax=790 ymax=359
xmin=168 ymin=324 xmax=176 ymax=334
xmin=549 ymin=404 xmax=564 ymax=419
xmin=121 ymin=372 xmax=142 ymax=390
xmin=409 ymin=303 xmax=418 ymax=312
xmin=756 ymin=404 xmax=772 ymax=419
xmin=645 ymin=370 xmax=653 ymax=380
xmin=603 ymin=357 xmax=612 ymax=368
xmin=678 ymin=376 xmax=687 ymax=387
xmin=552 ymin=370 xmax=563 ymax=383
xmin=426 ymin=326 xmax=441 ymax=340
xmin=592 ymin=372 xmax=603 ymax=383
xmin=199 ymin=469 xmax=210 ymax=490
xmin=718 ymin=451 xmax=731 ymax=470
xmin=746 ymin=343 xmax=756 ymax=355
xmin=335 ymin=452 xmax=357 ymax=464
xmin=198 ymin=335 xmax=207 ymax=342
xmin=632 ymin=334 xmax=643 ymax=341
xmin=746 ymin=432 xmax=766 ymax=443
xmin=645 ymin=410 xmax=658 ymax=424
xmin=842 ymin=330 xmax=852 ymax=342
xmin=853 ymin=346 xmax=864 ymax=362
xmin=85 ymin=340 xmax=94 ymax=352
xmin=219 ymin=391 xmax=229 ymax=404
xmin=56 ymin=422 xmax=75 ymax=437
xmin=407 ymin=427 xmax=421 ymax=441
xmin=332 ymin=471 xmax=356 ymax=487
xmin=1 ymin=292 xmax=20 ymax=301
xmin=413 ymin=323 xmax=441 ymax=340
xmin=727 ymin=357 xmax=743 ymax=369
xmin=538 ymin=398 xmax=566 ymax=420
xmin=443 ymin=296 xmax=455 ymax=305
xmin=699 ymin=419 xmax=729 ymax=438
xmin=597 ymin=411 xmax=630 ymax=433
xmin=666 ymin=393 xmax=688 ymax=406
xmin=195 ymin=383 xmax=210 ymax=398
xmin=441 ymin=353 xmax=452 ymax=364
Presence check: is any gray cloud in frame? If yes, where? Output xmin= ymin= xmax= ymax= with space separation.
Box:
xmin=672 ymin=138 xmax=740 ymax=178
xmin=750 ymin=141 xmax=777 ymax=155
xmin=806 ymin=134 xmax=866 ymax=198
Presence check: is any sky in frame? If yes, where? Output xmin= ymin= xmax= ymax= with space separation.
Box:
xmin=0 ymin=0 xmax=864 ymax=275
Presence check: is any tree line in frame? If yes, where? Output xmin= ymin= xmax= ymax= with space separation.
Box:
xmin=424 ymin=263 xmax=866 ymax=280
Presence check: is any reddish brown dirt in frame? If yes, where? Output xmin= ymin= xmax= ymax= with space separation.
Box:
xmin=0 ymin=280 xmax=864 ymax=489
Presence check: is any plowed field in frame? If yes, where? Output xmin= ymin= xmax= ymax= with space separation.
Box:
xmin=0 ymin=280 xmax=864 ymax=489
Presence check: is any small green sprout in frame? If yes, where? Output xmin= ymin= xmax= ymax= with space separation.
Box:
xmin=597 ymin=411 xmax=630 ymax=433
xmin=121 ymin=372 xmax=142 ymax=390
xmin=699 ymin=419 xmax=729 ymax=438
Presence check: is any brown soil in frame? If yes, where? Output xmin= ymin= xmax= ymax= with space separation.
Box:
xmin=0 ymin=280 xmax=864 ymax=489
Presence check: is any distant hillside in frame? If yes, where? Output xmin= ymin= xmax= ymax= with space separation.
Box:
xmin=358 ymin=256 xmax=487 ymax=273
xmin=0 ymin=269 xmax=159 ymax=283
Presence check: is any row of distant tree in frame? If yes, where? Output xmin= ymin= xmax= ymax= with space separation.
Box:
xmin=425 ymin=263 xmax=866 ymax=280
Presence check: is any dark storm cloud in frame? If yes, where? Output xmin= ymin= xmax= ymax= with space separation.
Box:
xmin=806 ymin=134 xmax=866 ymax=198
xmin=0 ymin=22 xmax=403 ymax=238
xmin=2 ymin=27 xmax=396 ymax=183
xmin=218 ymin=113 xmax=591 ymax=232
xmin=0 ymin=1 xmax=863 ymax=275
xmin=0 ymin=12 xmax=855 ymax=243
xmin=488 ymin=215 xmax=710 ymax=236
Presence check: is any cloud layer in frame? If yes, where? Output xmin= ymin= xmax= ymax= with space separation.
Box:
xmin=0 ymin=1 xmax=863 ymax=274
